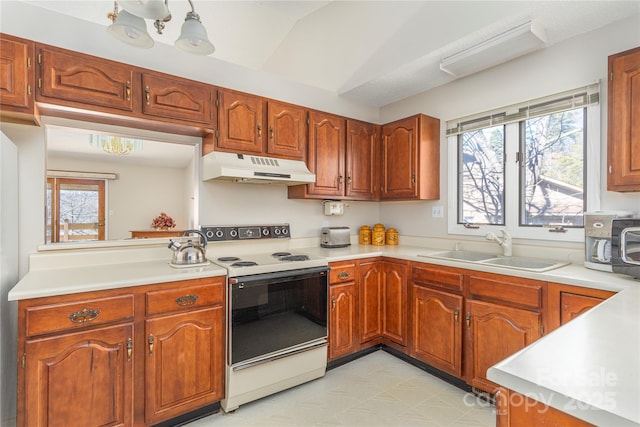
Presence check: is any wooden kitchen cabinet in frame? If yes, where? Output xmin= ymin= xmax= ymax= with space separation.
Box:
xmin=546 ymin=282 xmax=614 ymax=332
xmin=607 ymin=46 xmax=640 ymax=191
xmin=0 ymin=33 xmax=37 ymax=124
xmin=289 ymin=110 xmax=346 ymax=198
xmin=380 ymin=114 xmax=440 ymax=200
xmin=410 ymin=263 xmax=464 ymax=377
xmin=359 ymin=258 xmax=383 ymax=346
xmin=464 ymin=272 xmax=544 ymax=393
xmin=141 ymin=71 xmax=214 ymax=125
xmin=267 ymin=99 xmax=307 ymax=160
xmin=36 ymin=44 xmax=135 ymax=113
xmin=381 ymin=259 xmax=409 ymax=347
xmin=288 ymin=116 xmax=378 ymax=200
xmin=328 ymin=260 xmax=359 ymax=361
xmin=17 ymin=276 xmax=225 ymax=427
xmin=217 ymin=88 xmax=265 ymax=154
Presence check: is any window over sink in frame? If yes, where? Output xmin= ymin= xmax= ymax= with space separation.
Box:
xmin=447 ymin=83 xmax=600 ymax=242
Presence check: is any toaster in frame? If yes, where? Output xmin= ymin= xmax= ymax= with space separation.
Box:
xmin=321 ymin=227 xmax=351 ymax=248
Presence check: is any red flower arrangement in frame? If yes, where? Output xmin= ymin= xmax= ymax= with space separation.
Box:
xmin=151 ymin=212 xmax=176 ymax=230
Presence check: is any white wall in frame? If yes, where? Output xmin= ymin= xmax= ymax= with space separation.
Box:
xmin=0 ymin=131 xmax=19 ymax=424
xmin=48 ymin=156 xmax=192 ymax=240
xmin=379 ymin=14 xmax=640 ymax=243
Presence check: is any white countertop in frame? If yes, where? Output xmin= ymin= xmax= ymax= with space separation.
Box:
xmin=8 ymin=242 xmax=639 ymax=426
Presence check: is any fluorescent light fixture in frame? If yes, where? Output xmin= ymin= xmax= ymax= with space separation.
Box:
xmin=440 ymin=20 xmax=547 ymax=78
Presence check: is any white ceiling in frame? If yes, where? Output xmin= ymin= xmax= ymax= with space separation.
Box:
xmin=18 ymin=1 xmax=640 ymax=107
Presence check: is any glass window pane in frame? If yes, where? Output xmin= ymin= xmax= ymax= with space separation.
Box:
xmin=520 ymin=108 xmax=585 ymax=227
xmin=458 ymin=125 xmax=505 ymax=225
xmin=59 ymin=182 xmax=100 ymax=240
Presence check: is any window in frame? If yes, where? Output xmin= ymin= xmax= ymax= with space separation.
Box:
xmin=447 ymin=83 xmax=600 ymax=242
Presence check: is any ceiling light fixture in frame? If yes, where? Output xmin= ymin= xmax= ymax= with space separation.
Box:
xmin=440 ymin=20 xmax=547 ymax=78
xmin=90 ymin=134 xmax=144 ymax=156
xmin=107 ymin=0 xmax=215 ymax=55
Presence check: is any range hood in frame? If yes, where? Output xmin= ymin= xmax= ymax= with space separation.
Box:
xmin=201 ymin=151 xmax=315 ymax=185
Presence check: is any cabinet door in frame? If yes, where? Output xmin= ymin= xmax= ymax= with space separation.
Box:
xmin=306 ymin=111 xmax=346 ymax=197
xmin=382 ymin=260 xmax=408 ymax=346
xmin=359 ymin=260 xmax=383 ymax=344
xmin=411 ymin=285 xmax=463 ymax=377
xmin=381 ymin=116 xmax=418 ymax=199
xmin=145 ymin=306 xmax=224 ymax=424
xmin=0 ymin=34 xmax=34 ymax=114
xmin=217 ymin=89 xmax=264 ymax=154
xmin=24 ymin=324 xmax=134 ymax=427
xmin=346 ymin=120 xmax=378 ymax=200
xmin=142 ymin=73 xmax=212 ymax=125
xmin=560 ymin=292 xmax=607 ymax=326
xmin=607 ymin=46 xmax=640 ymax=191
xmin=267 ymin=100 xmax=306 ymax=160
xmin=328 ymin=282 xmax=358 ymax=360
xmin=37 ymin=45 xmax=134 ymax=112
xmin=465 ymin=300 xmax=541 ymax=393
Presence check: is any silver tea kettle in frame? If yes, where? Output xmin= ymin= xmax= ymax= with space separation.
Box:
xmin=168 ymin=229 xmax=208 ymax=266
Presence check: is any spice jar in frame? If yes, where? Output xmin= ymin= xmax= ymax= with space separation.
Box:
xmin=359 ymin=225 xmax=372 ymax=245
xmin=372 ymin=226 xmax=385 ymax=246
xmin=385 ymin=228 xmax=398 ymax=245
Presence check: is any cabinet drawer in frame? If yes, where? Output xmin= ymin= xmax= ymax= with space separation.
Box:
xmin=25 ymin=295 xmax=134 ymax=337
xmin=146 ymin=282 xmax=224 ymax=316
xmin=468 ymin=273 xmax=543 ymax=310
xmin=329 ymin=262 xmax=357 ymax=284
xmin=412 ymin=263 xmax=463 ymax=293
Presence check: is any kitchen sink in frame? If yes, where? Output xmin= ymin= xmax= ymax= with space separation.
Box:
xmin=420 ymin=250 xmax=497 ymax=262
xmin=479 ymin=256 xmax=570 ymax=272
xmin=418 ymin=251 xmax=570 ymax=272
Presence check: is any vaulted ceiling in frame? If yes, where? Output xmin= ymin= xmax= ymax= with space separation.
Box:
xmin=17 ymin=1 xmax=640 ymax=107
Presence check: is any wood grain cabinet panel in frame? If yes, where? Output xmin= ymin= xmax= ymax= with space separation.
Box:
xmin=217 ymin=89 xmax=265 ymax=154
xmin=328 ymin=282 xmax=358 ymax=361
xmin=607 ymin=46 xmax=640 ymax=191
xmin=24 ymin=323 xmax=134 ymax=427
xmin=465 ymin=299 xmax=541 ymax=393
xmin=382 ymin=259 xmax=408 ymax=346
xmin=141 ymin=72 xmax=213 ymax=125
xmin=304 ymin=110 xmax=346 ymax=197
xmin=0 ymin=33 xmax=36 ymax=123
xmin=267 ymin=100 xmax=307 ymax=160
xmin=380 ymin=114 xmax=440 ymax=200
xmin=345 ymin=119 xmax=379 ymax=200
xmin=145 ymin=306 xmax=224 ymax=424
xmin=359 ymin=259 xmax=383 ymax=345
xmin=37 ymin=44 xmax=135 ymax=113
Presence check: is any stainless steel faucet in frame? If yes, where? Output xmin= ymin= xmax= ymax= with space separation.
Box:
xmin=486 ymin=230 xmax=512 ymax=256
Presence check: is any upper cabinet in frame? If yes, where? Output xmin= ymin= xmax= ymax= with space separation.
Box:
xmin=0 ymin=34 xmax=36 ymax=124
xmin=288 ymin=114 xmax=378 ymax=200
xmin=37 ymin=44 xmax=135 ymax=113
xmin=267 ymin=100 xmax=307 ymax=160
xmin=381 ymin=114 xmax=440 ymax=200
xmin=289 ymin=110 xmax=346 ymax=198
xmin=34 ymin=43 xmax=214 ymax=134
xmin=217 ymin=89 xmax=265 ymax=154
xmin=216 ymin=90 xmax=307 ymax=160
xmin=607 ymin=46 xmax=640 ymax=191
xmin=141 ymin=71 xmax=214 ymax=125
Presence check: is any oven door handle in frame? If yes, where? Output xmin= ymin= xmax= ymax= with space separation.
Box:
xmin=230 ymin=266 xmax=329 ymax=287
xmin=231 ymin=340 xmax=328 ymax=372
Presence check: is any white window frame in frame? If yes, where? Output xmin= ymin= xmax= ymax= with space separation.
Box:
xmin=447 ymin=84 xmax=601 ymax=243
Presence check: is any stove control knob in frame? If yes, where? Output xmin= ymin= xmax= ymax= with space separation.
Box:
xmin=274 ymin=228 xmax=281 ymax=236
xmin=281 ymin=226 xmax=289 ymax=236
xmin=262 ymin=227 xmax=270 ymax=237
xmin=229 ymin=229 xmax=238 ymax=238
xmin=215 ymin=230 xmax=224 ymax=238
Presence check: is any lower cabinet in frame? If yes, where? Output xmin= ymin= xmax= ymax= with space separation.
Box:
xmin=358 ymin=258 xmax=383 ymax=345
xmin=328 ymin=260 xmax=359 ymax=361
xmin=24 ymin=323 xmax=134 ymax=427
xmin=546 ymin=282 xmax=615 ymax=332
xmin=381 ymin=259 xmax=408 ymax=347
xmin=17 ymin=276 xmax=225 ymax=427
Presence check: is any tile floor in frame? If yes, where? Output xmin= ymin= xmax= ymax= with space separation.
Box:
xmin=187 ymin=350 xmax=496 ymax=427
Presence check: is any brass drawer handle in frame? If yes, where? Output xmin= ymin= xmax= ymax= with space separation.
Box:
xmin=145 ymin=85 xmax=150 ymax=105
xmin=176 ymin=294 xmax=199 ymax=306
xmin=125 ymin=81 xmax=131 ymax=101
xmin=337 ymin=271 xmax=350 ymax=280
xmin=68 ymin=308 xmax=101 ymax=323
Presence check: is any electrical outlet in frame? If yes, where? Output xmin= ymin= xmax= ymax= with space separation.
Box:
xmin=432 ymin=205 xmax=444 ymax=218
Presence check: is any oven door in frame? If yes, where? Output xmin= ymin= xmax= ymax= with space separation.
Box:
xmin=229 ymin=266 xmax=328 ymax=367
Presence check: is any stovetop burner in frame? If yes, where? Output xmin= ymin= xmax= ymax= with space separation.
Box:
xmin=231 ymin=261 xmax=258 ymax=267
xmin=272 ymin=252 xmax=291 ymax=257
xmin=218 ymin=256 xmax=241 ymax=262
xmin=279 ymin=255 xmax=310 ymax=261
